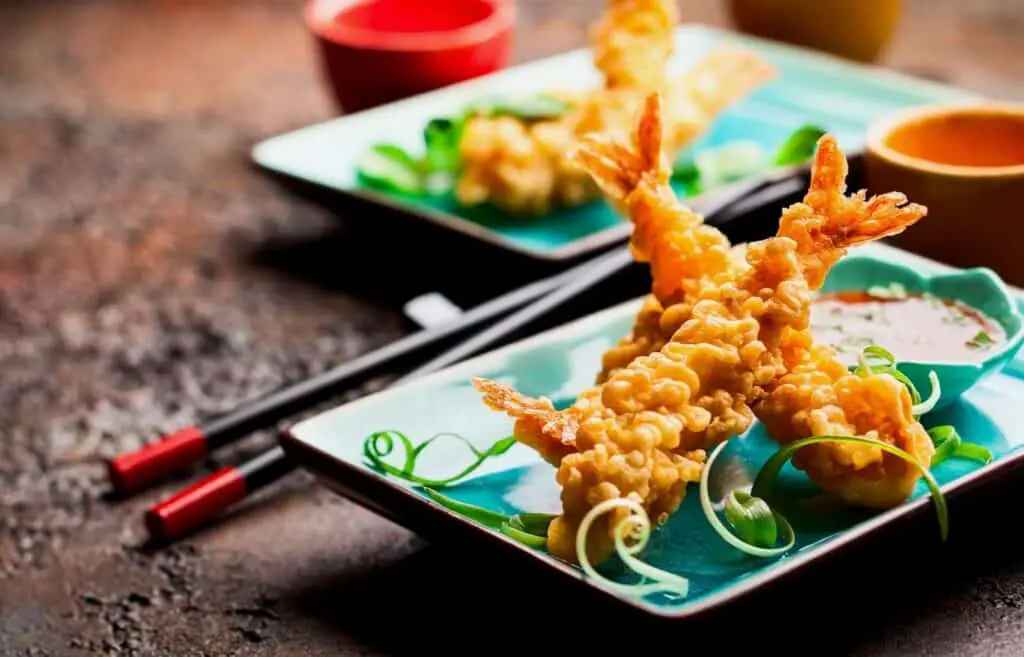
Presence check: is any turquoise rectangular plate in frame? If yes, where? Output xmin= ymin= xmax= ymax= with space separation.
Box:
xmin=252 ymin=24 xmax=978 ymax=261
xmin=281 ymin=243 xmax=1024 ymax=620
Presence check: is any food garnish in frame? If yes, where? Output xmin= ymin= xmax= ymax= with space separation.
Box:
xmin=576 ymin=498 xmax=691 ymax=601
xmin=671 ymin=123 xmax=827 ymax=194
xmin=700 ymin=442 xmax=795 ymax=557
xmin=966 ymin=330 xmax=996 ymax=350
xmin=751 ymin=434 xmax=949 ymax=541
xmin=422 ymin=487 xmax=554 ymax=549
xmin=363 ymin=430 xmax=517 ymax=488
xmin=927 ymin=425 xmax=992 ymax=466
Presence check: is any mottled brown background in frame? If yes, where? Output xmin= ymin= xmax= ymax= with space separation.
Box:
xmin=2 ymin=1 xmax=1024 ymax=655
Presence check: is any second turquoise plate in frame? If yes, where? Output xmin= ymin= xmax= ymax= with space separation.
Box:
xmin=281 ymin=243 xmax=1024 ymax=620
xmin=252 ymin=24 xmax=977 ymax=261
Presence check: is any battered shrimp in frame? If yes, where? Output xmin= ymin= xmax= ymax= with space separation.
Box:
xmin=754 ymin=142 xmax=936 ymax=508
xmin=454 ymin=0 xmax=774 ymax=216
xmin=472 ymin=94 xmax=933 ymax=566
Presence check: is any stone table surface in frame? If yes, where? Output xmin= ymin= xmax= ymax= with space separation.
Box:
xmin=2 ymin=1 xmax=1024 ymax=655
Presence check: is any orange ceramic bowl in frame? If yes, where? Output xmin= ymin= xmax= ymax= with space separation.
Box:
xmin=865 ymin=103 xmax=1024 ymax=286
xmin=305 ymin=0 xmax=516 ymax=114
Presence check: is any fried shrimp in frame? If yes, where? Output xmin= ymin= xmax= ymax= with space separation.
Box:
xmin=754 ymin=141 xmax=935 ymax=509
xmin=453 ymin=0 xmax=773 ymax=216
xmin=471 ymin=94 xmax=933 ymax=566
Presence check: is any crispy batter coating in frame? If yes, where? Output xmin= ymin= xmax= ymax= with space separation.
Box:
xmin=472 ymin=95 xmax=934 ymax=566
xmin=453 ymin=0 xmax=774 ymax=216
xmin=753 ymin=141 xmax=935 ymax=508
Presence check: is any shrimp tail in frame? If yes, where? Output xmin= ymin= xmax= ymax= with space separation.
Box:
xmin=471 ymin=377 xmax=578 ymax=465
xmin=778 ymin=135 xmax=928 ymax=288
xmin=572 ymin=94 xmax=729 ymax=302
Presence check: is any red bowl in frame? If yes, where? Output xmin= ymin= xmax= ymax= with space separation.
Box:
xmin=304 ymin=0 xmax=516 ymax=114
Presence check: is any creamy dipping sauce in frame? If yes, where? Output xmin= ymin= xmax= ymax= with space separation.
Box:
xmin=810 ymin=287 xmax=1006 ymax=365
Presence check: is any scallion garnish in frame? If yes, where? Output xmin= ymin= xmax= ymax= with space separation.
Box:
xmin=966 ymin=330 xmax=996 ymax=350
xmin=423 ymin=117 xmax=463 ymax=175
xmin=952 ymin=441 xmax=993 ymax=464
xmin=911 ymin=371 xmax=941 ymax=416
xmin=355 ymin=144 xmax=425 ymax=195
xmin=692 ymin=141 xmax=767 ymax=190
xmin=423 ymin=487 xmax=555 ymax=548
xmin=671 ymin=123 xmax=827 ymax=194
xmin=724 ymin=491 xmax=778 ymax=547
xmin=576 ymin=497 xmax=691 ymax=600
xmin=751 ymin=435 xmax=948 ymax=541
xmin=363 ymin=430 xmax=517 ymax=488
xmin=772 ymin=124 xmax=828 ymax=166
xmin=927 ymin=425 xmax=992 ymax=466
xmin=699 ymin=442 xmax=795 ymax=557
xmin=851 ymin=345 xmax=929 ymax=410
xmin=466 ymin=93 xmax=573 ymax=121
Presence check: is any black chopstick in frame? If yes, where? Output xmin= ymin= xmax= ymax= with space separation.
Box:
xmin=143 ymin=245 xmax=637 ymax=542
xmin=107 ymin=246 xmax=632 ymax=496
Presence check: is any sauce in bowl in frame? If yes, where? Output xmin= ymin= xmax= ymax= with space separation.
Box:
xmin=810 ymin=287 xmax=1007 ymax=365
xmin=883 ymin=108 xmax=1024 ymax=168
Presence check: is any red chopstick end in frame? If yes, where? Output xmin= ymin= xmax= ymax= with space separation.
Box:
xmin=107 ymin=426 xmax=208 ymax=495
xmin=145 ymin=467 xmax=247 ymax=543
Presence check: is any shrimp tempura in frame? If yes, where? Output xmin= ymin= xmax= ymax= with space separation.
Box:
xmin=753 ymin=143 xmax=936 ymax=508
xmin=472 ymin=94 xmax=934 ymax=566
xmin=454 ymin=0 xmax=774 ymax=216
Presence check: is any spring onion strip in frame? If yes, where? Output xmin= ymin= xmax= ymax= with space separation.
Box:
xmin=500 ymin=523 xmax=548 ymax=548
xmin=423 ymin=487 xmax=507 ymax=528
xmin=928 ymin=425 xmax=992 ymax=466
xmin=852 ymin=345 xmax=933 ymax=411
xmin=576 ymin=498 xmax=690 ymax=600
xmin=953 ymin=442 xmax=993 ymax=464
xmin=699 ymin=442 xmax=796 ymax=557
xmin=929 ymin=428 xmax=961 ymax=467
xmin=751 ymin=435 xmax=948 ymax=541
xmin=911 ymin=371 xmax=941 ymax=416
xmin=422 ymin=488 xmax=554 ymax=548
xmin=364 ymin=430 xmax=517 ymax=488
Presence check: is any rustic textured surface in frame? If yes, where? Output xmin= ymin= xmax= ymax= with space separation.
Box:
xmin=2 ymin=1 xmax=1023 ymax=655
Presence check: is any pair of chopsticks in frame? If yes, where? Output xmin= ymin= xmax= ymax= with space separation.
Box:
xmin=109 ymin=164 xmax=813 ymax=543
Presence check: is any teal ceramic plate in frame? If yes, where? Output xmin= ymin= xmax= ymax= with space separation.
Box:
xmin=820 ymin=255 xmax=1024 ymax=409
xmin=281 ymin=243 xmax=1024 ymax=620
xmin=252 ymin=24 xmax=977 ymax=261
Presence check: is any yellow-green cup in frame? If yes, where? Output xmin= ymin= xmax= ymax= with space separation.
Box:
xmin=864 ymin=103 xmax=1024 ymax=287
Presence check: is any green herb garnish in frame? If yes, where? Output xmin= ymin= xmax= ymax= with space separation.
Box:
xmin=850 ymin=345 xmax=941 ymax=416
xmin=700 ymin=442 xmax=795 ymax=557
xmin=772 ymin=124 xmax=828 ymax=166
xmin=724 ymin=490 xmax=778 ymax=548
xmin=423 ymin=488 xmax=554 ymax=548
xmin=966 ymin=330 xmax=996 ymax=350
xmin=927 ymin=425 xmax=992 ymax=467
xmin=751 ymin=435 xmax=949 ymax=541
xmin=576 ymin=497 xmax=691 ymax=600
xmin=466 ymin=93 xmax=573 ymax=121
xmin=671 ymin=123 xmax=827 ymax=194
xmin=363 ymin=430 xmax=517 ymax=488
xmin=355 ymin=144 xmax=425 ymax=195
xmin=423 ymin=117 xmax=463 ymax=175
